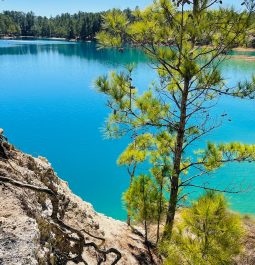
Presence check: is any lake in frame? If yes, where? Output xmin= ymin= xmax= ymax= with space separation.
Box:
xmin=0 ymin=39 xmax=255 ymax=220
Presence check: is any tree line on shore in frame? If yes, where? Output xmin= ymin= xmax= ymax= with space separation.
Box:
xmin=0 ymin=9 xmax=134 ymax=40
xmin=1 ymin=7 xmax=255 ymax=47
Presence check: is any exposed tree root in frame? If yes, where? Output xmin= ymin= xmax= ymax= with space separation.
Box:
xmin=81 ymin=229 xmax=106 ymax=246
xmin=0 ymin=172 xmax=122 ymax=264
xmin=0 ymin=175 xmax=55 ymax=196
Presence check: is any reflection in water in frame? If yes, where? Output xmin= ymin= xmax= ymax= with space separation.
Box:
xmin=1 ymin=40 xmax=254 ymax=68
xmin=0 ymin=40 xmax=149 ymax=66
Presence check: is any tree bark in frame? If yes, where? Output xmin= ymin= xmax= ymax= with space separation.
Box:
xmin=156 ymin=166 xmax=167 ymax=244
xmin=127 ymin=164 xmax=136 ymax=226
xmin=164 ymin=78 xmax=189 ymax=238
xmin=156 ymin=180 xmax=163 ymax=244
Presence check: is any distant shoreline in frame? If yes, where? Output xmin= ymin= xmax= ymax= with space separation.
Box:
xmin=0 ymin=36 xmax=93 ymax=42
xmin=1 ymin=37 xmax=255 ymax=60
xmin=229 ymin=55 xmax=255 ymax=61
xmin=232 ymin=47 xmax=255 ymax=52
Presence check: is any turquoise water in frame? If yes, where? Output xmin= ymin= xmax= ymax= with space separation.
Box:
xmin=0 ymin=39 xmax=255 ymax=219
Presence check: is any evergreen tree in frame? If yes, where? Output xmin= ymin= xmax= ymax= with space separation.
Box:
xmin=95 ymin=0 xmax=255 ymax=239
xmin=123 ymin=174 xmax=164 ymax=242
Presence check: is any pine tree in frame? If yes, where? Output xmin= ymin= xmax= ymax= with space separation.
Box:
xmin=95 ymin=0 xmax=255 ymax=239
xmin=123 ymin=174 xmax=164 ymax=242
xmin=161 ymin=192 xmax=244 ymax=265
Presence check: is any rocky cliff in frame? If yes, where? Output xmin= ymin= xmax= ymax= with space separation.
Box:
xmin=0 ymin=143 xmax=159 ymax=265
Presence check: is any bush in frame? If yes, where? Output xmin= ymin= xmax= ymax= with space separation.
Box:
xmin=123 ymin=174 xmax=162 ymax=241
xmin=161 ymin=192 xmax=244 ymax=265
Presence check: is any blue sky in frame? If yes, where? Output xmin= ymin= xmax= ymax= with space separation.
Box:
xmin=0 ymin=1 xmax=244 ymax=17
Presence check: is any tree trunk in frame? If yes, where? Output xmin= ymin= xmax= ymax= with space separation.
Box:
xmin=156 ymin=166 xmax=167 ymax=244
xmin=193 ymin=0 xmax=199 ymax=15
xmin=127 ymin=176 xmax=132 ymax=225
xmin=144 ymin=219 xmax=148 ymax=243
xmin=164 ymin=78 xmax=189 ymax=238
xmin=163 ymin=1 xmax=199 ymax=235
xmin=156 ymin=180 xmax=163 ymax=244
xmin=127 ymin=215 xmax=131 ymax=226
xmin=127 ymin=164 xmax=136 ymax=226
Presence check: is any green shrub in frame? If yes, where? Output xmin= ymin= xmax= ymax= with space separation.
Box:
xmin=161 ymin=192 xmax=244 ymax=265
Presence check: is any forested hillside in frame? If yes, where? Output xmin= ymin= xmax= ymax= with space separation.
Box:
xmin=1 ymin=8 xmax=255 ymax=46
xmin=0 ymin=9 xmax=133 ymax=40
xmin=0 ymin=11 xmax=104 ymax=39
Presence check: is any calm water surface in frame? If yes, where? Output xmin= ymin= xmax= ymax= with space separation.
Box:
xmin=0 ymin=39 xmax=255 ymax=219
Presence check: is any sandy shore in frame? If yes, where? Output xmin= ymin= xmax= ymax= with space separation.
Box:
xmin=232 ymin=47 xmax=255 ymax=52
xmin=229 ymin=47 xmax=255 ymax=61
xmin=230 ymin=55 xmax=255 ymax=61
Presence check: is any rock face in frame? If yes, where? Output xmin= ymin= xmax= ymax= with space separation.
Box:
xmin=234 ymin=217 xmax=255 ymax=265
xmin=0 ymin=145 xmax=159 ymax=265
